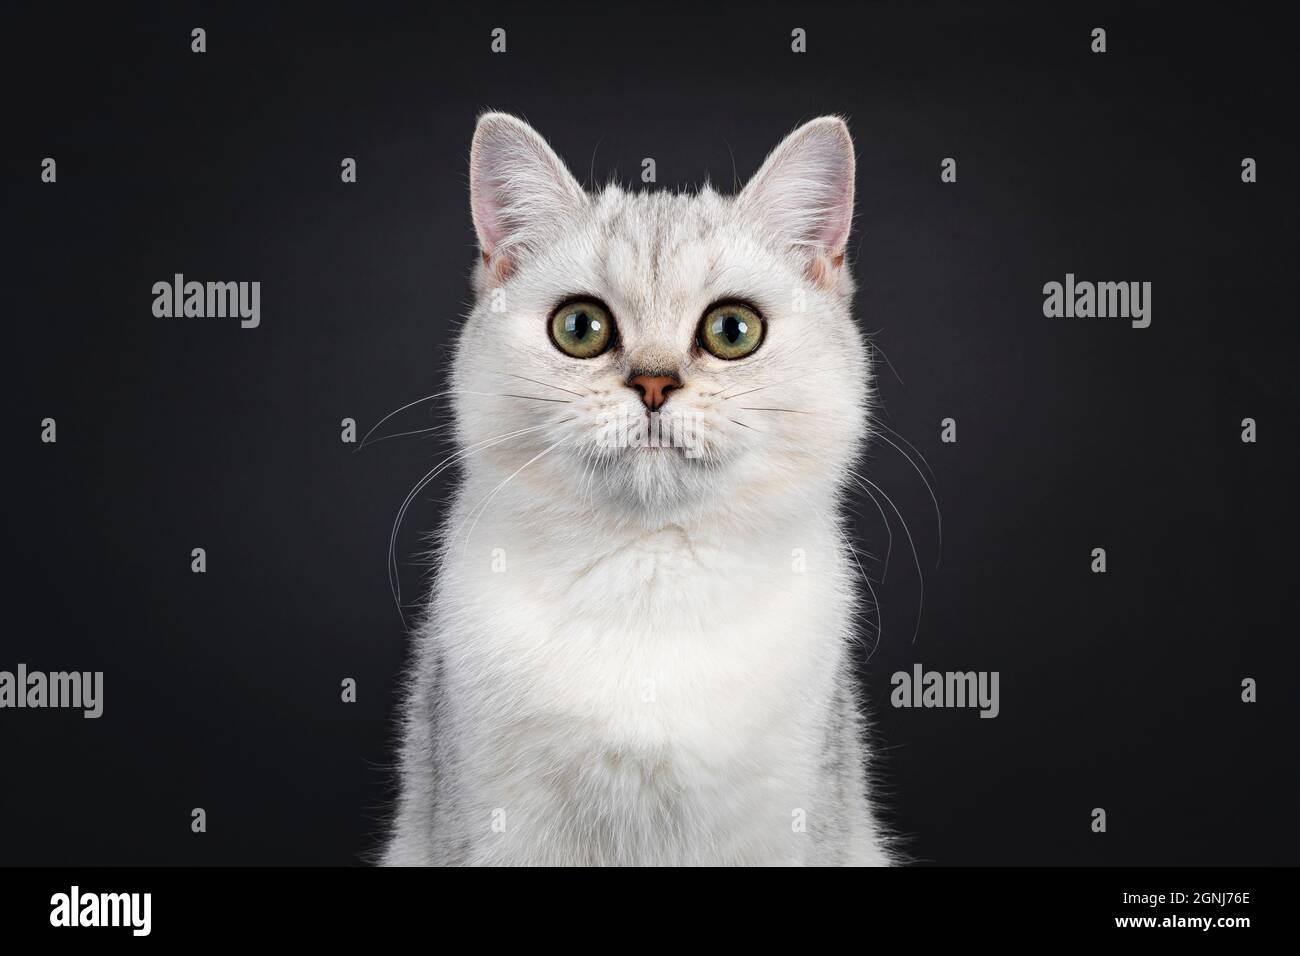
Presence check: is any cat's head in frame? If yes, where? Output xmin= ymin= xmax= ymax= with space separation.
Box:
xmin=452 ymin=112 xmax=870 ymax=530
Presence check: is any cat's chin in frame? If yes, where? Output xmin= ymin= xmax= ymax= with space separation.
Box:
xmin=565 ymin=444 xmax=715 ymax=517
xmin=607 ymin=442 xmax=723 ymax=474
xmin=628 ymin=445 xmax=691 ymax=457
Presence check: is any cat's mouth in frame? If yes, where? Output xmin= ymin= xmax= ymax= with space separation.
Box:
xmin=591 ymin=409 xmax=708 ymax=461
xmin=630 ymin=443 xmax=687 ymax=456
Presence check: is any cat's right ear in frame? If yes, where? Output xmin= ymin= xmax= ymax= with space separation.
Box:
xmin=469 ymin=112 xmax=586 ymax=281
xmin=737 ymin=116 xmax=856 ymax=290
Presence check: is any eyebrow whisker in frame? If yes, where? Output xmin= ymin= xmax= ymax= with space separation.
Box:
xmin=493 ymin=371 xmax=593 ymax=397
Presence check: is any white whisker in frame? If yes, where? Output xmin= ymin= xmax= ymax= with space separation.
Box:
xmin=388 ymin=420 xmax=564 ymax=623
xmin=868 ymin=430 xmax=942 ymax=568
xmin=456 ymin=434 xmax=572 ymax=558
xmin=357 ymin=392 xmax=447 ymax=451
xmin=850 ymin=470 xmax=924 ymax=645
xmin=792 ymin=485 xmax=883 ymax=661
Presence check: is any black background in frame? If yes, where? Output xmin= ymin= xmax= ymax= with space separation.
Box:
xmin=3 ymin=1 xmax=1296 ymax=865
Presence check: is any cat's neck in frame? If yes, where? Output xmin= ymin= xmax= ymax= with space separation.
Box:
xmin=453 ymin=462 xmax=847 ymax=559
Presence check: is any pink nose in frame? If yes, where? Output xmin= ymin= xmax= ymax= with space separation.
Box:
xmin=627 ymin=373 xmax=681 ymax=411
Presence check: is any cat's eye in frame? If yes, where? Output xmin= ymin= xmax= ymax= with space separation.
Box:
xmin=698 ymin=302 xmax=764 ymax=360
xmin=549 ymin=299 xmax=616 ymax=359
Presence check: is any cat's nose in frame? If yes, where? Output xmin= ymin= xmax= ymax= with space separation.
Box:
xmin=627 ymin=372 xmax=681 ymax=411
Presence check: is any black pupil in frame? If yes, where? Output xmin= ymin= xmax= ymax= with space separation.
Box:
xmin=721 ymin=314 xmax=744 ymax=344
xmin=565 ymin=310 xmax=594 ymax=340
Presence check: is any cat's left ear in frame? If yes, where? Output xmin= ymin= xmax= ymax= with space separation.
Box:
xmin=470 ymin=112 xmax=586 ymax=280
xmin=737 ymin=117 xmax=855 ymax=287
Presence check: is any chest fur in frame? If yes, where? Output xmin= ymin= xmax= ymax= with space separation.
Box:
xmin=423 ymin=514 xmax=859 ymax=863
xmin=440 ymin=521 xmax=846 ymax=738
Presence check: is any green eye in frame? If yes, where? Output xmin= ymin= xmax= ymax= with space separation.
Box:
xmin=698 ymin=302 xmax=764 ymax=360
xmin=550 ymin=299 xmax=615 ymax=358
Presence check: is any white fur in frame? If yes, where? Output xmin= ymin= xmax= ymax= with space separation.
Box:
xmin=384 ymin=113 xmax=892 ymax=866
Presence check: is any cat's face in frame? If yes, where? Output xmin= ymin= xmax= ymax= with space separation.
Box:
xmin=452 ymin=114 xmax=870 ymax=528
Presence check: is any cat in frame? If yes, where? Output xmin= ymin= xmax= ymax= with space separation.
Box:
xmin=382 ymin=112 xmax=894 ymax=865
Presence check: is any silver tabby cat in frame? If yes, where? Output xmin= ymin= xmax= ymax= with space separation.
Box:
xmin=384 ymin=113 xmax=893 ymax=865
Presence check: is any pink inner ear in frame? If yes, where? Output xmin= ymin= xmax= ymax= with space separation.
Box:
xmin=740 ymin=118 xmax=856 ymax=262
xmin=804 ymin=156 xmax=854 ymax=260
xmin=479 ymin=249 xmax=512 ymax=282
xmin=470 ymin=181 xmax=509 ymax=258
xmin=818 ymin=177 xmax=854 ymax=260
xmin=468 ymin=114 xmax=587 ymax=266
xmin=806 ymin=253 xmax=843 ymax=290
